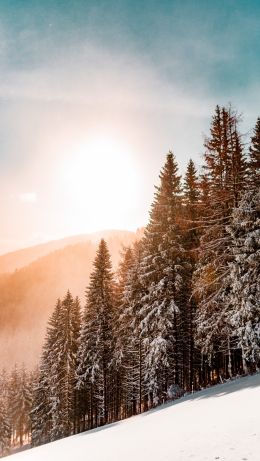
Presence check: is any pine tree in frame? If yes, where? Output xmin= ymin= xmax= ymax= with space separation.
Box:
xmin=227 ymin=190 xmax=260 ymax=371
xmin=139 ymin=152 xmax=185 ymax=404
xmin=31 ymin=368 xmax=49 ymax=447
xmin=248 ymin=117 xmax=260 ymax=190
xmin=6 ymin=365 xmax=32 ymax=448
xmin=32 ymin=295 xmax=81 ymax=444
xmin=0 ymin=398 xmax=11 ymax=456
xmin=194 ymin=105 xmax=247 ymax=381
xmin=77 ymin=239 xmax=115 ymax=428
xmin=112 ymin=244 xmax=148 ymax=418
xmin=31 ymin=299 xmax=62 ymax=446
xmin=71 ymin=296 xmax=82 ymax=434
xmin=0 ymin=369 xmax=9 ymax=401
xmin=113 ymin=246 xmax=135 ymax=419
xmin=50 ymin=291 xmax=81 ymax=440
xmin=7 ymin=365 xmax=20 ymax=446
xmin=183 ymin=159 xmax=200 ymax=219
xmin=183 ymin=159 xmax=200 ymax=389
xmin=16 ymin=366 xmax=32 ymax=446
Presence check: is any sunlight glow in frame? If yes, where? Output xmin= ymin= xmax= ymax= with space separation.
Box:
xmin=59 ymin=134 xmax=140 ymax=231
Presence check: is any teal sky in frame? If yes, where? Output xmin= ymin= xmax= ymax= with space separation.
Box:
xmin=0 ymin=0 xmax=259 ymax=253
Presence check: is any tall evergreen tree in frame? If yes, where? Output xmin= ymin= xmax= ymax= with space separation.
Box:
xmin=118 ymin=241 xmax=147 ymax=414
xmin=0 ymin=398 xmax=11 ymax=456
xmin=183 ymin=159 xmax=200 ymax=218
xmin=7 ymin=365 xmax=20 ymax=446
xmin=31 ymin=294 xmax=81 ymax=444
xmin=194 ymin=105 xmax=247 ymax=380
xmin=112 ymin=242 xmax=148 ymax=417
xmin=15 ymin=366 xmax=31 ymax=446
xmin=77 ymin=239 xmax=115 ymax=428
xmin=50 ymin=291 xmax=81 ymax=440
xmin=139 ymin=152 xmax=185 ymax=403
xmin=248 ymin=117 xmax=260 ymax=190
xmin=227 ymin=190 xmax=260 ymax=371
xmin=113 ymin=246 xmax=135 ymax=419
xmin=183 ymin=159 xmax=200 ymax=389
xmin=31 ymin=367 xmax=49 ymax=447
xmin=31 ymin=299 xmax=62 ymax=446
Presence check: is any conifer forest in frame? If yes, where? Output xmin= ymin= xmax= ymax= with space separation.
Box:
xmin=0 ymin=105 xmax=259 ymax=456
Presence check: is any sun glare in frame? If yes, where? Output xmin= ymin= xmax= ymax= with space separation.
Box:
xmin=59 ymin=134 xmax=140 ymax=231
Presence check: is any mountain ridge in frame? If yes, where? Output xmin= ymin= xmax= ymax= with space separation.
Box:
xmin=0 ymin=229 xmax=143 ymax=275
xmin=0 ymin=229 xmax=142 ymax=369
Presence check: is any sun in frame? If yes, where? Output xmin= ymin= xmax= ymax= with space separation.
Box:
xmin=59 ymin=134 xmax=140 ymax=231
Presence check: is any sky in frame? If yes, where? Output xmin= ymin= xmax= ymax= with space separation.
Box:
xmin=0 ymin=0 xmax=259 ymax=254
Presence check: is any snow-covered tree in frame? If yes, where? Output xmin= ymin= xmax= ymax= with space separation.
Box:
xmin=7 ymin=365 xmax=20 ymax=445
xmin=14 ymin=366 xmax=32 ymax=446
xmin=194 ymin=105 xmax=247 ymax=380
xmin=0 ymin=398 xmax=11 ymax=456
xmin=227 ymin=190 xmax=260 ymax=371
xmin=183 ymin=159 xmax=201 ymax=389
xmin=31 ymin=294 xmax=81 ymax=444
xmin=77 ymin=239 xmax=115 ymax=427
xmin=248 ymin=117 xmax=260 ymax=190
xmin=49 ymin=291 xmax=81 ymax=440
xmin=112 ymin=242 xmax=147 ymax=417
xmin=113 ymin=246 xmax=135 ymax=418
xmin=31 ymin=299 xmax=62 ymax=446
xmin=6 ymin=365 xmax=32 ymax=447
xmin=31 ymin=368 xmax=50 ymax=447
xmin=139 ymin=152 xmax=185 ymax=403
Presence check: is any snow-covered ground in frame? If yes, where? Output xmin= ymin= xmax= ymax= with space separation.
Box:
xmin=11 ymin=373 xmax=260 ymax=461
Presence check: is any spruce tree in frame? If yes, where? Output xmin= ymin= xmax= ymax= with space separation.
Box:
xmin=15 ymin=366 xmax=32 ymax=446
xmin=32 ymin=295 xmax=81 ymax=444
xmin=50 ymin=291 xmax=81 ymax=440
xmin=112 ymin=243 xmax=147 ymax=417
xmin=77 ymin=239 xmax=115 ymax=428
xmin=248 ymin=117 xmax=260 ymax=190
xmin=31 ymin=367 xmax=50 ymax=447
xmin=139 ymin=152 xmax=185 ymax=403
xmin=183 ymin=159 xmax=200 ymax=389
xmin=0 ymin=398 xmax=11 ymax=456
xmin=113 ymin=246 xmax=135 ymax=419
xmin=118 ymin=241 xmax=147 ymax=414
xmin=183 ymin=159 xmax=200 ymax=219
xmin=31 ymin=299 xmax=62 ymax=446
xmin=194 ymin=105 xmax=247 ymax=380
xmin=7 ymin=365 xmax=20 ymax=446
xmin=227 ymin=190 xmax=260 ymax=371
xmin=0 ymin=369 xmax=9 ymax=401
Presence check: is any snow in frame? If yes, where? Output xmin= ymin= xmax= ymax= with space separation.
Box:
xmin=11 ymin=373 xmax=260 ymax=461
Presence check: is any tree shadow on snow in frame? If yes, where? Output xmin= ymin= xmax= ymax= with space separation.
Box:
xmin=77 ymin=373 xmax=260 ymax=435
xmin=77 ymin=420 xmax=121 ymax=438
xmin=140 ymin=373 xmax=260 ymax=417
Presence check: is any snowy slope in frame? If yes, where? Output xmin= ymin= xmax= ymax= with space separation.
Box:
xmin=11 ymin=374 xmax=260 ymax=461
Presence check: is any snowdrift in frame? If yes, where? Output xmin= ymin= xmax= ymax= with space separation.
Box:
xmin=11 ymin=373 xmax=260 ymax=461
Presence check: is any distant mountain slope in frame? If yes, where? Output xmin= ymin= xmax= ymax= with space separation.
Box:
xmin=10 ymin=374 xmax=260 ymax=461
xmin=0 ymin=230 xmax=141 ymax=369
xmin=0 ymin=230 xmax=140 ymax=274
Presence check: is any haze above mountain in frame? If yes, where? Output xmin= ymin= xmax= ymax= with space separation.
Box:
xmin=0 ymin=229 xmax=142 ymax=370
xmin=0 ymin=230 xmax=143 ymax=274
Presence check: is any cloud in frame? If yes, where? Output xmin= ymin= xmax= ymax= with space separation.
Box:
xmin=19 ymin=192 xmax=37 ymax=203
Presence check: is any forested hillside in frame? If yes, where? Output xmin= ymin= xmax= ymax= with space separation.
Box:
xmin=0 ymin=231 xmax=139 ymax=369
xmin=0 ymin=106 xmax=259 ymax=457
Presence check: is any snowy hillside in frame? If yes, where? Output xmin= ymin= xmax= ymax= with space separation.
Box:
xmin=11 ymin=374 xmax=260 ymax=461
